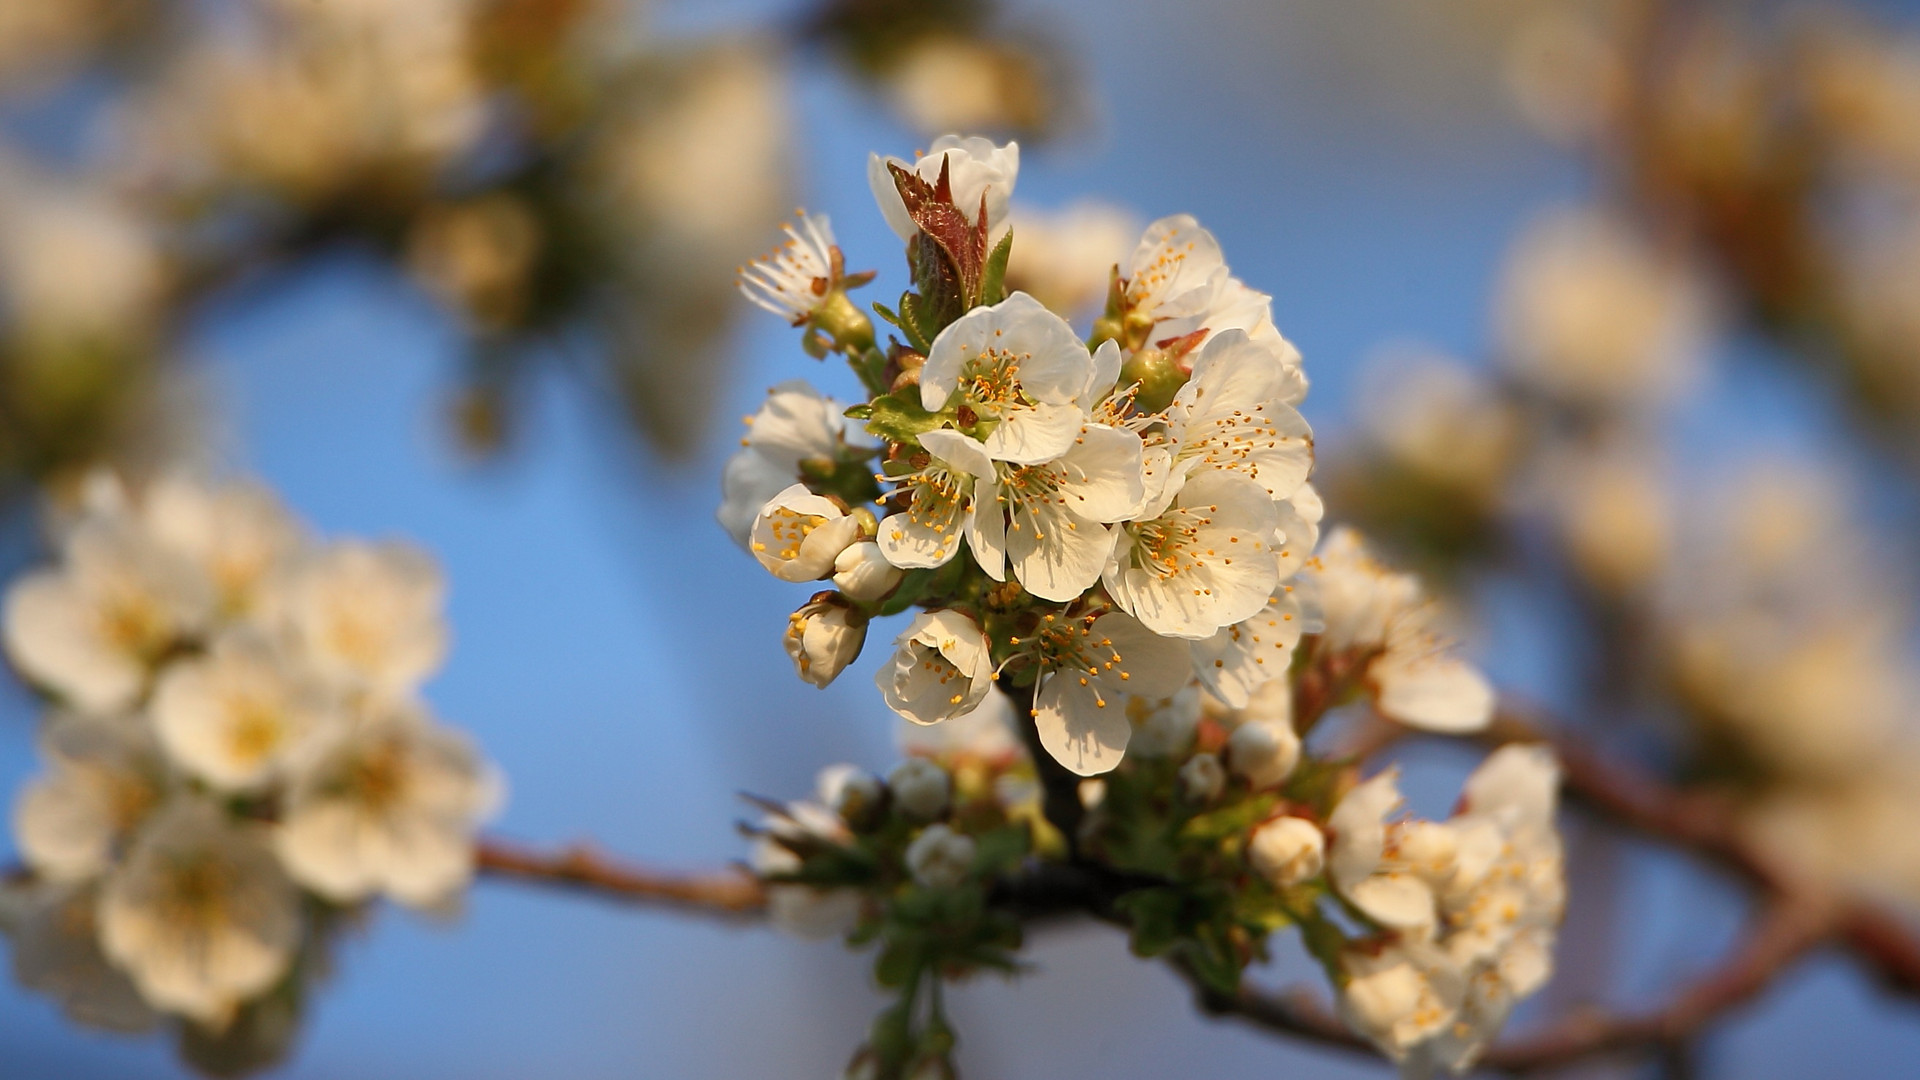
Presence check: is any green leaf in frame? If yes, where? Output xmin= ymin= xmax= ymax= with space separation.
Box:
xmin=1180 ymin=794 xmax=1280 ymax=845
xmin=981 ymin=226 xmax=1013 ymax=306
xmin=875 ymin=938 xmax=922 ymax=989
xmin=970 ymin=824 xmax=1032 ymax=876
xmin=863 ymin=390 xmax=944 ymax=444
xmin=1115 ymin=887 xmax=1185 ymax=958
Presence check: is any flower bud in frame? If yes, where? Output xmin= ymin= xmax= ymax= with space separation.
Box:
xmin=887 ymin=757 xmax=951 ymax=820
xmin=1179 ymin=753 xmax=1226 ymax=802
xmin=816 ymin=764 xmax=884 ymax=828
xmin=1078 ymin=778 xmax=1107 ymax=809
xmin=1228 ymin=719 xmax=1300 ymax=790
xmin=753 ymin=485 xmax=864 ymax=582
xmin=1118 ymin=346 xmax=1191 ymax=413
xmin=1247 ymin=815 xmax=1325 ymax=887
xmin=832 ymin=540 xmax=904 ymax=601
xmin=785 ymin=594 xmax=867 ymax=688
xmin=905 ymin=823 xmax=976 ymax=889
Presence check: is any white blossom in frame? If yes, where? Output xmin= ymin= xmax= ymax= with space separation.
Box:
xmin=719 ymin=381 xmax=858 ymax=549
xmin=276 ymin=540 xmax=447 ymax=701
xmin=877 ymin=609 xmax=997 ymax=727
xmin=1161 ymin=330 xmax=1312 ymax=500
xmin=1123 ymin=685 xmax=1201 ymax=758
xmin=751 ymin=484 xmax=865 ymax=583
xmin=140 ymin=474 xmax=305 ymax=619
xmin=1030 ymin=612 xmax=1191 ymax=776
xmin=815 ymin=764 xmax=883 ymax=824
xmin=1339 ymin=942 xmax=1465 ymax=1063
xmin=748 ymin=787 xmax=864 ymax=937
xmin=877 ymin=428 xmax=996 ymax=571
xmin=13 ymin=712 xmax=166 ymax=882
xmin=1121 ymin=215 xmax=1299 ymax=361
xmin=831 ymin=541 xmax=904 ymax=602
xmin=739 ymin=211 xmax=841 ymax=323
xmin=274 ymin=707 xmax=501 ymax=907
xmin=4 ymin=515 xmax=213 ymax=713
xmin=151 ymin=630 xmax=333 ymax=793
xmin=869 ymin=135 xmax=1020 ymax=241
xmin=1227 ymin=718 xmax=1300 ymax=790
xmin=1495 ymin=207 xmax=1708 ymax=408
xmin=98 ymin=798 xmax=300 ymax=1025
xmin=1178 ymin=752 xmax=1226 ymax=802
xmin=905 ymin=823 xmax=977 ymax=889
xmin=1 ymin=881 xmax=159 ymax=1034
xmin=1105 ymin=468 xmax=1282 ymax=638
xmin=749 ymin=835 xmax=863 ymax=941
xmin=895 ymin=688 xmax=1024 ymax=760
xmin=785 ymin=595 xmax=867 ymax=689
xmin=971 ymin=424 xmax=1146 ymax=602
xmin=921 ymin=292 xmax=1102 ymax=465
xmin=1192 ymin=583 xmax=1315 ymax=708
xmin=888 ymin=757 xmax=952 ymax=821
xmin=1248 ymin=816 xmax=1325 ymax=888
xmin=1304 ymin=529 xmax=1495 ymax=734
xmin=1330 ymin=748 xmax=1566 ymax=1072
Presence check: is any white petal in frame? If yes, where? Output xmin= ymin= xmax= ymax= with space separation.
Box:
xmin=1191 ymin=588 xmax=1308 ymax=708
xmin=1462 ymin=744 xmax=1561 ymax=823
xmin=980 ymin=401 xmax=1084 ymax=465
xmin=1373 ymin=653 xmax=1496 ymax=733
xmin=1348 ymin=872 xmax=1438 ymax=930
xmin=1033 ymin=674 xmax=1132 ymax=776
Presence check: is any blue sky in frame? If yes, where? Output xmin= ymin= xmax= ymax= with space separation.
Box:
xmin=6 ymin=2 xmax=1920 ymax=1076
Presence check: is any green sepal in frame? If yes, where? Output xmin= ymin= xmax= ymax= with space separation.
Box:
xmin=981 ymin=227 xmax=1014 ymax=306
xmin=1179 ymin=793 xmax=1280 ymax=847
xmin=863 ymin=389 xmax=945 ymax=445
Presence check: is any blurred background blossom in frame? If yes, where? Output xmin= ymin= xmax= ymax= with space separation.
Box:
xmin=6 ymin=0 xmax=1920 ymax=1078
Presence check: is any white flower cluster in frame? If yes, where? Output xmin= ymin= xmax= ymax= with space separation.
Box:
xmin=1328 ymin=746 xmax=1565 ymax=1072
xmin=728 ymin=135 xmax=1500 ymax=781
xmin=1 ymin=473 xmax=500 ymax=1029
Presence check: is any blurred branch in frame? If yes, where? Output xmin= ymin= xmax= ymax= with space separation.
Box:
xmin=474 ymin=837 xmax=767 ymax=919
xmin=1482 ymin=895 xmax=1829 ymax=1072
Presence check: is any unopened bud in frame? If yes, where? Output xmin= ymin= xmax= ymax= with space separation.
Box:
xmin=812 ymin=290 xmax=875 ymax=355
xmin=1179 ymin=753 xmax=1226 ymax=802
xmin=905 ymin=823 xmax=976 ymax=889
xmin=1078 ymin=778 xmax=1107 ymax=809
xmin=1247 ymin=815 xmax=1326 ymax=887
xmin=832 ymin=540 xmax=904 ymax=601
xmin=817 ymin=764 xmax=884 ymax=828
xmin=785 ymin=594 xmax=867 ymax=688
xmin=888 ymin=757 xmax=951 ymax=820
xmin=1119 ymin=347 xmax=1191 ymax=413
xmin=1228 ymin=719 xmax=1300 ymax=790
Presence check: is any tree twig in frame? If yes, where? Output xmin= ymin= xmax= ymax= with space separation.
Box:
xmin=474 ymin=838 xmax=767 ymax=919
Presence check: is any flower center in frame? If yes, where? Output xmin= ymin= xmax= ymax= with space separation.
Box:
xmin=898 ymin=465 xmax=970 ymax=537
xmin=960 ymin=348 xmax=1030 ymax=415
xmin=1127 ymin=507 xmax=1212 ymax=579
xmin=759 ymin=507 xmax=831 ymax=561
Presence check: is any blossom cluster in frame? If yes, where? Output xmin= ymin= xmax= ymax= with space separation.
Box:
xmin=728 ymin=135 xmax=1496 ymax=778
xmin=0 ymin=472 xmax=498 ymax=1057
xmin=728 ymin=134 xmax=1557 ymax=1076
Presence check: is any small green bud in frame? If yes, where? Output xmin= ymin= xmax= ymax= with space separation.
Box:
xmin=1119 ymin=348 xmax=1190 ymax=413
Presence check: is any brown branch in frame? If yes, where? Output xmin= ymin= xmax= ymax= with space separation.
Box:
xmin=1481 ymin=895 xmax=1831 ymax=1072
xmin=474 ymin=838 xmax=767 ymax=919
xmin=1173 ymin=960 xmax=1370 ymax=1056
